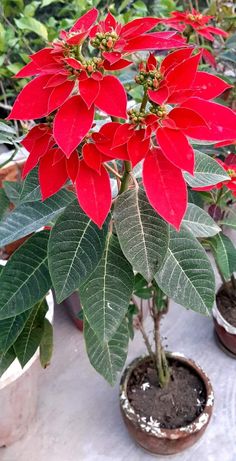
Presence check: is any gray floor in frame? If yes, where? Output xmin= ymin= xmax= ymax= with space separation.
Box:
xmin=2 ymin=274 xmax=236 ymax=461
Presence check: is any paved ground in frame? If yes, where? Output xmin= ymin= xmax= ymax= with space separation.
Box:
xmin=2 ymin=264 xmax=236 ymax=461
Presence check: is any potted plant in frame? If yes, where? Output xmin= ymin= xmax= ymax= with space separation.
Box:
xmin=1 ymin=7 xmax=236 ymax=454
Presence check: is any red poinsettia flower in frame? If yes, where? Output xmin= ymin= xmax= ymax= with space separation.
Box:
xmin=157 ymin=8 xmax=228 ymax=41
xmin=89 ymin=11 xmax=186 ymax=70
xmin=136 ymin=49 xmax=231 ymax=106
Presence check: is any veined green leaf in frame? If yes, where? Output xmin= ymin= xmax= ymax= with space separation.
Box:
xmin=0 ymin=189 xmax=74 ymax=247
xmin=14 ymin=298 xmax=48 ymax=367
xmin=84 ymin=317 xmax=129 ymax=386
xmin=0 ymin=231 xmax=51 ymax=320
xmin=184 ymin=150 xmax=229 ymax=188
xmin=114 ymin=188 xmax=169 ymax=282
xmin=80 ymin=234 xmax=134 ymax=343
xmin=0 ymin=348 xmax=16 ymax=378
xmin=183 ymin=203 xmax=220 ymax=237
xmin=19 ymin=167 xmax=41 ymax=203
xmin=155 ymin=227 xmax=215 ymax=315
xmin=207 ymin=233 xmax=236 ymax=281
xmin=48 ymin=200 xmax=109 ymax=303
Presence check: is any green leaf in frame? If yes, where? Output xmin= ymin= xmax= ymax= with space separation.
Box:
xmin=0 ymin=310 xmax=32 ymax=355
xmin=14 ymin=298 xmax=48 ymax=368
xmin=0 ymin=348 xmax=16 ymax=378
xmin=0 ymin=231 xmax=51 ymax=320
xmin=3 ymin=180 xmax=22 ymax=206
xmin=183 ymin=203 xmax=221 ymax=237
xmin=0 ymin=189 xmax=74 ymax=247
xmin=155 ymin=227 xmax=215 ymax=315
xmin=114 ymin=189 xmax=169 ymax=282
xmin=84 ymin=317 xmax=129 ymax=386
xmin=48 ymin=200 xmax=109 ymax=303
xmin=207 ymin=233 xmax=236 ymax=281
xmin=219 ymin=209 xmax=236 ymax=229
xmin=40 ymin=318 xmax=53 ymax=368
xmin=15 ymin=17 xmax=48 ymax=40
xmin=19 ymin=167 xmax=41 ymax=203
xmin=184 ymin=150 xmax=229 ymax=188
xmin=0 ymin=188 xmax=10 ymax=220
xmin=80 ymin=234 xmax=134 ymax=342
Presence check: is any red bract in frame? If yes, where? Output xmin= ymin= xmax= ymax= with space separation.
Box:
xmin=75 ymin=161 xmax=111 ymax=227
xmin=53 ymin=95 xmax=94 ymax=157
xmin=157 ymin=9 xmax=228 ymax=41
xmin=143 ymin=148 xmax=187 ymax=230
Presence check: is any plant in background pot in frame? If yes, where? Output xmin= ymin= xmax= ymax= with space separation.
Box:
xmin=1 ymin=7 xmax=236 ymax=454
xmin=191 ymin=149 xmax=236 ymax=357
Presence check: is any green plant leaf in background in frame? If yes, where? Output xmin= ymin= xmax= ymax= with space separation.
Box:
xmin=0 ymin=231 xmax=51 ymax=320
xmin=0 ymin=309 xmax=32 ymax=355
xmin=114 ymin=188 xmax=169 ymax=282
xmin=184 ymin=150 xmax=229 ymax=188
xmin=48 ymin=200 xmax=109 ymax=303
xmin=84 ymin=317 xmax=129 ymax=386
xmin=15 ymin=16 xmax=48 ymax=40
xmin=40 ymin=318 xmax=53 ymax=368
xmin=0 ymin=189 xmax=74 ymax=247
xmin=155 ymin=226 xmax=215 ymax=315
xmin=183 ymin=203 xmax=221 ymax=237
xmin=80 ymin=234 xmax=134 ymax=343
xmin=207 ymin=233 xmax=236 ymax=281
xmin=14 ymin=298 xmax=48 ymax=368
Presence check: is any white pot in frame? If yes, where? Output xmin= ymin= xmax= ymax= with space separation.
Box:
xmin=0 ymin=290 xmax=54 ymax=447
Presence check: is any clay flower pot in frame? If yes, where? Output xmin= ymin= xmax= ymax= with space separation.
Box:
xmin=213 ymin=285 xmax=236 ymax=357
xmin=120 ymin=353 xmax=214 ymax=456
xmin=62 ymin=291 xmax=83 ymax=331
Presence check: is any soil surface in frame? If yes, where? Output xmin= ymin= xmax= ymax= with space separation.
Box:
xmin=127 ymin=358 xmax=206 ymax=429
xmin=217 ymin=281 xmax=236 ymax=328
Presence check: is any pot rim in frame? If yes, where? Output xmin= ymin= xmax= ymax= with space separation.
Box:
xmin=120 ymin=352 xmax=214 ymax=440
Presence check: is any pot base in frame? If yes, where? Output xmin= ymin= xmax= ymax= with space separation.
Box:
xmin=214 ymin=330 xmax=236 ymax=359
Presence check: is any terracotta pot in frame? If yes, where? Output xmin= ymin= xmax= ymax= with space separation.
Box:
xmin=62 ymin=291 xmax=83 ymax=331
xmin=0 ymin=290 xmax=54 ymax=447
xmin=120 ymin=353 xmax=214 ymax=456
xmin=213 ymin=300 xmax=236 ymax=357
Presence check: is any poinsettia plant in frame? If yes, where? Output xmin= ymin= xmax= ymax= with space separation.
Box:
xmin=0 ymin=8 xmax=236 ymax=382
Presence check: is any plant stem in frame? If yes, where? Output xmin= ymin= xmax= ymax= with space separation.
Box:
xmin=140 ymin=91 xmax=148 ymax=112
xmin=152 ymin=300 xmax=170 ymax=388
xmin=136 ymin=316 xmax=155 ymax=360
xmin=119 ymin=160 xmax=132 ymax=194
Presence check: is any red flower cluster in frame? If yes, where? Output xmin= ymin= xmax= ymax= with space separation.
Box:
xmin=157 ymin=8 xmax=228 ymax=41
xmin=7 ymin=9 xmax=236 ymax=230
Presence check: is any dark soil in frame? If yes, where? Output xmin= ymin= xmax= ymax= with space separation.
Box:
xmin=127 ymin=358 xmax=206 ymax=430
xmin=216 ymin=281 xmax=236 ymax=328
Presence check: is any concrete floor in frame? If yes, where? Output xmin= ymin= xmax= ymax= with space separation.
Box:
xmin=1 ymin=278 xmax=236 ymax=461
